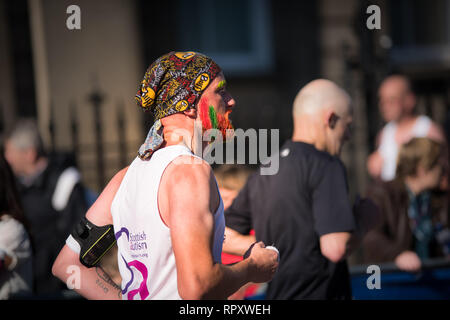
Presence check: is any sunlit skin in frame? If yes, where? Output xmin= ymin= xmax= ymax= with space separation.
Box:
xmin=291 ymin=79 xmax=353 ymax=157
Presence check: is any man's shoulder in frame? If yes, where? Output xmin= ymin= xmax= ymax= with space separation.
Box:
xmin=253 ymin=140 xmax=339 ymax=186
xmin=161 ymin=155 xmax=220 ymax=215
xmin=283 ymin=141 xmax=337 ymax=174
xmin=284 ymin=140 xmax=333 ymax=160
xmin=137 ymin=146 xmax=210 ymax=176
xmin=163 ymin=154 xmax=214 ymax=191
xmin=168 ymin=154 xmax=211 ymax=173
xmin=251 ymin=141 xmax=340 ymax=191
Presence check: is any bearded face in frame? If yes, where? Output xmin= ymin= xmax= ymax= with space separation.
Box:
xmin=198 ymin=98 xmax=234 ymax=141
xmin=194 ymin=72 xmax=235 ymax=144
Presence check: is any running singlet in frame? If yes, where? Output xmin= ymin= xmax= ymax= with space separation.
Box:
xmin=111 ymin=145 xmax=225 ymax=300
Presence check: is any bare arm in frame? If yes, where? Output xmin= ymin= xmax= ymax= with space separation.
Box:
xmin=320 ymin=198 xmax=380 ymax=263
xmin=427 ymin=122 xmax=446 ymax=143
xmin=52 ymin=167 xmax=128 ymax=300
xmin=223 ymin=227 xmax=256 ymax=256
xmin=319 ymin=232 xmax=351 ymax=263
xmin=52 ymin=246 xmax=122 ymax=299
xmin=164 ymin=157 xmax=278 ymax=299
xmin=367 ymin=131 xmax=384 ymax=179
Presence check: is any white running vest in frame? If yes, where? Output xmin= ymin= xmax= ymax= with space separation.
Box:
xmin=111 ymin=145 xmax=225 ymax=300
xmin=378 ymin=115 xmax=432 ymax=181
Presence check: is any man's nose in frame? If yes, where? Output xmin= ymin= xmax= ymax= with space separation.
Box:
xmin=224 ymin=92 xmax=235 ymax=109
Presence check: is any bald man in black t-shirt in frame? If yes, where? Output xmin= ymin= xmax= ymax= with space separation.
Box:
xmin=223 ymin=79 xmax=380 ymax=299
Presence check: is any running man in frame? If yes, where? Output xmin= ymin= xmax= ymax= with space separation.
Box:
xmin=52 ymin=51 xmax=278 ymax=300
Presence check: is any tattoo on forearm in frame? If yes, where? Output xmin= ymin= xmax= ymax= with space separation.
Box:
xmin=95 ymin=266 xmax=122 ymax=298
xmin=95 ymin=278 xmax=109 ymax=294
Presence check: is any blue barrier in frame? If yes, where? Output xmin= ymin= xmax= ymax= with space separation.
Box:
xmin=350 ymin=258 xmax=450 ymax=300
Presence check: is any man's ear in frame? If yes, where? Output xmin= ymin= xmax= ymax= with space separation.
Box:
xmin=325 ymin=110 xmax=339 ymax=129
xmin=183 ymin=107 xmax=197 ymax=119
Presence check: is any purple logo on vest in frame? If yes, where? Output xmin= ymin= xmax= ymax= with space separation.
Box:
xmin=129 ymin=231 xmax=148 ymax=251
xmin=115 ymin=227 xmax=149 ymax=300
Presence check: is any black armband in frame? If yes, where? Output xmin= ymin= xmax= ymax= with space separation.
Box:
xmin=71 ymin=217 xmax=116 ymax=268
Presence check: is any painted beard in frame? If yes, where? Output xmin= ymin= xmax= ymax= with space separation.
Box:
xmin=199 ymin=99 xmax=234 ymax=141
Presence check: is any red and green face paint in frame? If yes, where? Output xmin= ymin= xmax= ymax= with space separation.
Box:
xmin=199 ymin=99 xmax=233 ymax=141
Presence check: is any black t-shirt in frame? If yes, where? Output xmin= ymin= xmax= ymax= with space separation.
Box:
xmin=225 ymin=140 xmax=356 ymax=300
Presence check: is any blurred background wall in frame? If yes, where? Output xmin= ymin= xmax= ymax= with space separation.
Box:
xmin=1 ymin=0 xmax=449 ymax=200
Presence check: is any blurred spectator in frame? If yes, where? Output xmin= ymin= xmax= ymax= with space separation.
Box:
xmin=0 ymin=153 xmax=33 ymax=299
xmin=214 ymin=164 xmax=254 ymax=214
xmin=224 ymin=79 xmax=379 ymax=299
xmin=367 ymin=74 xmax=445 ymax=182
xmin=214 ymin=164 xmax=259 ymax=299
xmin=363 ymin=137 xmax=449 ymax=272
xmin=3 ymin=118 xmax=88 ymax=296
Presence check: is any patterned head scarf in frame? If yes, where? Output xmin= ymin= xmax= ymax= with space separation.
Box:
xmin=136 ymin=51 xmax=221 ymax=160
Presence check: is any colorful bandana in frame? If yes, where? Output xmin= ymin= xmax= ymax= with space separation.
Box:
xmin=136 ymin=51 xmax=221 ymax=160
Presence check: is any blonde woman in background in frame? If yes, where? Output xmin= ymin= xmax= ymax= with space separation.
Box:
xmin=364 ymin=137 xmax=449 ymax=272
